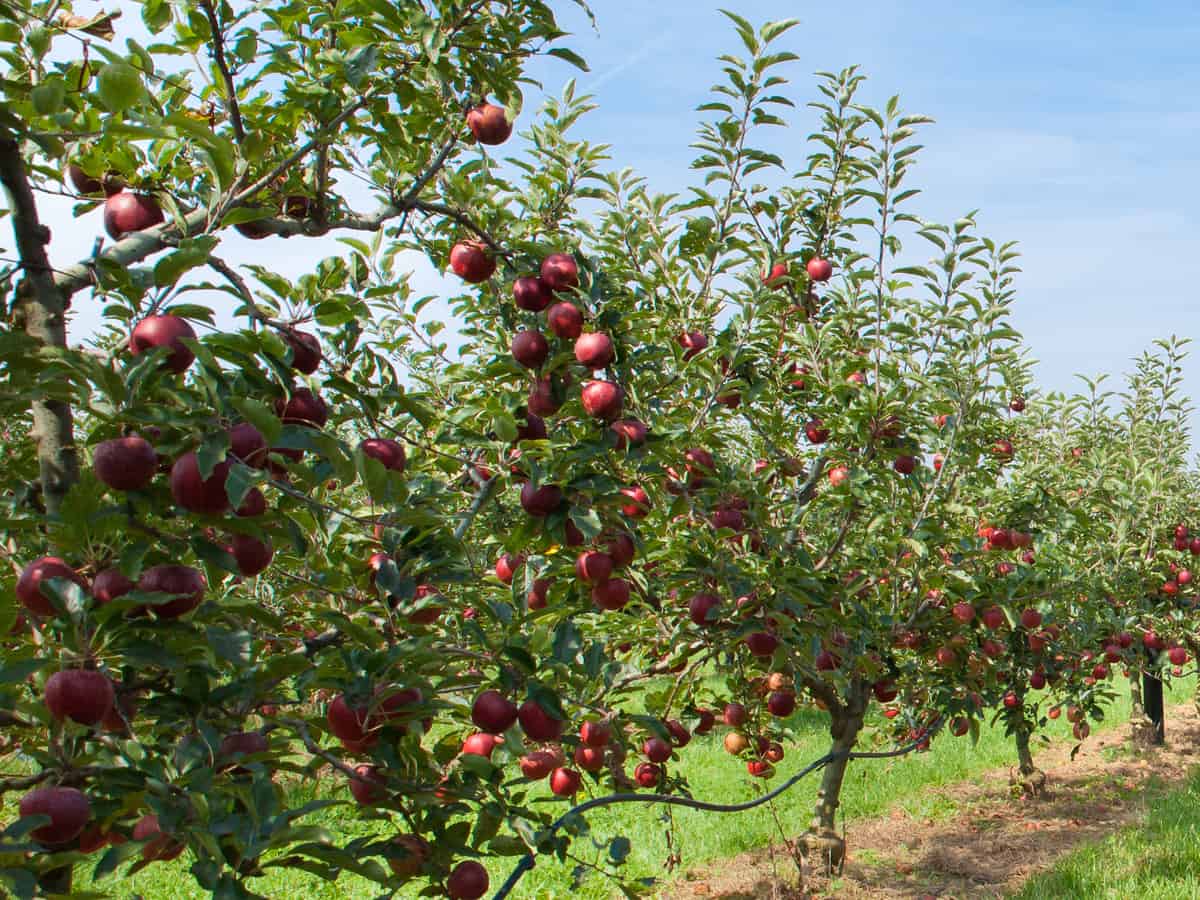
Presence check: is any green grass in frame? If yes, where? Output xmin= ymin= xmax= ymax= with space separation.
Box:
xmin=1014 ymin=765 xmax=1200 ymax=900
xmin=9 ymin=677 xmax=1195 ymax=899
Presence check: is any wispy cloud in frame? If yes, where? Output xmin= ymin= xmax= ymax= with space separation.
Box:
xmin=584 ymin=36 xmax=663 ymax=93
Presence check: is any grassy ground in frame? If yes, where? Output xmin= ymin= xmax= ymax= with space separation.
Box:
xmin=1014 ymin=764 xmax=1200 ymax=900
xmin=8 ymin=677 xmax=1194 ymax=899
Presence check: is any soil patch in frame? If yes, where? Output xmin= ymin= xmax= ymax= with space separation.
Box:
xmin=667 ymin=702 xmax=1200 ymax=899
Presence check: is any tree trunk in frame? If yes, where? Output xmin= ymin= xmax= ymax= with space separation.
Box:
xmin=1131 ymin=653 xmax=1165 ymax=748
xmin=1012 ymin=721 xmax=1046 ymax=797
xmin=0 ymin=135 xmax=79 ymax=517
xmin=799 ymin=682 xmax=867 ymax=871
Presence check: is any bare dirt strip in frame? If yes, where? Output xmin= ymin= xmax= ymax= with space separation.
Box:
xmin=667 ymin=703 xmax=1200 ymax=899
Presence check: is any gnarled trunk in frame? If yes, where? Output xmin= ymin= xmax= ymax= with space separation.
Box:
xmin=799 ymin=680 xmax=867 ymax=871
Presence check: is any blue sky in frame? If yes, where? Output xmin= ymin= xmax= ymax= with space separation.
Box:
xmin=33 ymin=2 xmax=1200 ymax=435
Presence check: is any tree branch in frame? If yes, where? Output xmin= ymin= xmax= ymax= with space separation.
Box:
xmin=198 ymin=0 xmax=245 ymax=144
xmin=0 ymin=133 xmax=79 ymax=517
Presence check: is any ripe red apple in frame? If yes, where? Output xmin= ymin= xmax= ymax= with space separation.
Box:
xmin=541 ymin=253 xmax=579 ymax=292
xmin=592 ymin=578 xmax=630 ymax=610
xmin=130 ymin=314 xmax=196 ymax=373
xmin=103 ymin=191 xmax=164 ymax=240
xmin=693 ymin=709 xmax=715 ymax=735
xmin=228 ymin=422 xmax=268 ymax=468
xmin=170 ymin=452 xmax=232 ymax=515
xmin=678 ymin=331 xmax=708 ymax=360
xmin=574 ymin=332 xmax=614 ymax=369
xmin=643 ymin=737 xmax=671 ymax=763
xmin=138 ymin=564 xmax=206 ymax=618
xmin=574 ymin=745 xmax=605 ymax=772
xmin=951 ymin=602 xmax=975 ymax=624
xmin=610 ymin=418 xmax=648 ymax=449
xmin=951 ymin=717 xmax=970 ymax=737
xmin=133 ymin=814 xmax=184 ymax=862
xmin=519 ymin=482 xmax=562 ymax=517
xmin=580 ymin=720 xmax=611 ymax=747
xmin=282 ymin=329 xmax=322 ymax=374
xmin=1029 ymin=671 xmax=1047 ymax=690
xmin=466 ymin=102 xmax=511 ymax=145
xmin=327 ymin=694 xmax=371 ymax=743
xmin=276 ymin=387 xmax=328 ymax=427
xmin=762 ymin=261 xmax=789 ymax=287
xmin=981 ymin=606 xmax=1005 ymax=629
xmin=519 ymin=750 xmax=558 ymax=779
xmin=67 ymin=162 xmax=104 ymax=195
xmin=513 ymin=276 xmax=553 ymax=311
xmin=20 ymin=786 xmax=91 ymax=845
xmin=604 ymin=533 xmax=636 ymax=569
xmin=93 ymin=436 xmax=157 ymax=491
xmin=93 ymin=567 xmax=133 ymax=605
xmin=1010 ymin=397 xmax=1026 ymax=412
xmin=1019 ymin=608 xmax=1043 ymax=630
xmin=515 ymin=407 xmax=547 ymax=442
xmin=581 ymin=380 xmax=623 ymax=420
xmin=387 ymin=833 xmax=431 ymax=878
xmin=1169 ymin=646 xmax=1188 ymax=665
xmin=471 ymin=690 xmax=518 ymax=733
xmin=992 ymin=438 xmax=1014 ymax=459
xmin=687 ymin=592 xmax=720 ymax=626
xmin=634 ymin=762 xmax=661 ymax=788
xmin=933 ymin=453 xmax=944 ymax=471
xmin=575 ymin=550 xmax=614 ymax=584
xmin=230 ymin=533 xmax=273 ymax=576
xmin=44 ymin=669 xmax=114 ymax=725
xmin=449 ymin=241 xmax=496 ymax=283
xmin=360 ymin=438 xmax=406 ymax=472
xmin=723 ymin=702 xmax=748 ymax=727
xmin=511 ymin=330 xmax=550 ymax=369
xmin=1179 ymin=569 xmax=1193 ymax=586
xmin=528 ymin=375 xmax=563 ymax=416
xmin=805 ymin=419 xmax=829 ymax=443
xmin=494 ymin=553 xmax=525 ymax=585
xmin=815 ymin=649 xmax=840 ymax=671
xmin=547 ymin=302 xmax=583 ymax=339
xmin=767 ymin=691 xmax=796 ymax=717
xmin=17 ymin=556 xmax=87 ymax=617
xmin=620 ymin=484 xmax=649 ymax=518
xmin=828 ymin=465 xmax=850 ymax=487
xmin=518 ymin=699 xmax=563 ymax=741
xmin=347 ymin=764 xmax=387 ymax=805
xmin=549 ymin=767 xmax=581 ymax=797
xmin=462 ymin=732 xmax=499 ymax=758
xmin=873 ymin=680 xmax=898 ymax=703
xmin=746 ymin=632 xmax=779 ymax=657
xmin=893 ymin=455 xmax=917 ymax=475
xmin=806 ymin=257 xmax=833 ymax=282
xmin=935 ymin=646 xmax=957 ymax=667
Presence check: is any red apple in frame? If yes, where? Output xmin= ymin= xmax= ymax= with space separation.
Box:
xmin=574 ymin=745 xmax=605 ymax=772
xmin=275 ymin=387 xmax=328 ymax=427
xmin=44 ymin=669 xmax=114 ymax=725
xmin=462 ymin=732 xmax=499 ymax=758
xmin=687 ymin=592 xmax=720 ymax=626
xmin=137 ymin=564 xmax=206 ymax=618
xmin=20 ymin=787 xmax=91 ymax=845
xmin=643 ymin=736 xmax=671 ymax=763
xmin=746 ymin=632 xmax=779 ymax=657
xmin=548 ymin=767 xmax=580 ymax=797
xmin=130 ymin=314 xmax=196 ymax=373
xmin=471 ymin=690 xmax=518 ymax=733
xmin=762 ymin=262 xmax=789 ymax=287
xmin=547 ymin=302 xmax=583 ymax=339
xmin=348 ymin=763 xmax=387 ymax=805
xmin=634 ymin=762 xmax=661 ymax=788
xmin=511 ymin=330 xmax=550 ymax=369
xmin=805 ymin=419 xmax=829 ymax=443
xmin=575 ymin=550 xmax=614 ymax=584
xmin=767 ymin=691 xmax=796 ymax=717
xmin=951 ymin=602 xmax=975 ymax=624
xmin=893 ymin=455 xmax=917 ymax=475
xmin=574 ymin=332 xmax=614 ymax=369
xmin=466 ymin=102 xmax=511 ymax=145
xmin=494 ymin=553 xmax=525 ymax=585
xmin=229 ymin=423 xmax=268 ymax=467
xmin=93 ymin=436 xmax=157 ymax=491
xmin=1019 ymin=608 xmax=1042 ymax=630
xmin=230 ymin=533 xmax=273 ymax=576
xmin=723 ymin=702 xmax=748 ymax=727
xmin=132 ymin=814 xmax=184 ymax=862
xmin=515 ymin=408 xmax=547 ymax=442
xmin=678 ymin=331 xmax=708 ymax=359
xmin=282 ymin=329 xmax=322 ymax=374
xmin=387 ymin=834 xmax=431 ymax=878
xmin=541 ymin=253 xmax=579 ymax=292
xmin=580 ymin=720 xmax=612 ymax=748
xmin=581 ymin=380 xmax=623 ymax=420
xmin=610 ymin=418 xmax=647 ymax=449
xmin=519 ymin=482 xmax=562 ymax=517
xmin=513 ymin=276 xmax=553 ymax=311
xmin=327 ymin=694 xmax=371 ymax=743
xmin=17 ymin=557 xmax=87 ymax=617
xmin=620 ymin=485 xmax=649 ymax=518
xmin=519 ymin=750 xmax=557 ymax=779
xmin=518 ymin=699 xmax=563 ymax=741
xmin=93 ymin=567 xmax=134 ymax=605
xmin=360 ymin=438 xmax=406 ymax=472
xmin=828 ymin=465 xmax=850 ymax=487
xmin=806 ymin=257 xmax=833 ymax=282
xmin=170 ymin=451 xmax=232 ymax=515
xmin=592 ymin=578 xmax=630 ymax=610
xmin=604 ymin=533 xmax=636 ymax=569
xmin=449 ymin=241 xmax=496 ymax=283
xmin=873 ymin=680 xmax=898 ymax=703
xmin=103 ymin=191 xmax=164 ymax=240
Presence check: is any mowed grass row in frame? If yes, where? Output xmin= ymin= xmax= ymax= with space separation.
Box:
xmin=1014 ymin=764 xmax=1200 ymax=900
xmin=6 ymin=675 xmax=1190 ymax=899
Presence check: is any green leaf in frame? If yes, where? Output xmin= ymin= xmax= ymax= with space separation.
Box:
xmin=547 ymin=47 xmax=590 ymax=71
xmin=96 ymin=62 xmax=144 ymax=112
xmin=153 ymin=236 xmax=219 ymax=287
xmin=30 ymin=80 xmax=65 ymax=115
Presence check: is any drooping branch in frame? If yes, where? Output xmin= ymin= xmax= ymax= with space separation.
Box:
xmin=0 ymin=133 xmax=80 ymax=517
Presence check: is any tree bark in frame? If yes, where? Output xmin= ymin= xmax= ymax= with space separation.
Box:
xmin=1012 ymin=719 xmax=1046 ymax=797
xmin=799 ymin=680 xmax=867 ymax=871
xmin=0 ymin=134 xmax=79 ymax=517
xmin=1130 ymin=653 xmax=1165 ymax=748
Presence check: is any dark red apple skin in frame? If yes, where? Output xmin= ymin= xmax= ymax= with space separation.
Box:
xmin=581 ymin=380 xmax=623 ymax=420
xmin=466 ymin=103 xmax=512 ymax=145
xmin=511 ymin=330 xmax=550 ymax=369
xmin=806 ymin=257 xmax=833 ymax=282
xmin=575 ymin=551 xmax=614 ymax=584
xmin=219 ymin=731 xmax=270 ymax=775
xmin=93 ymin=436 xmax=158 ymax=491
xmin=540 ymin=253 xmax=579 ymax=292
xmin=137 ymin=564 xmax=206 ymax=618
xmin=103 ymin=191 xmax=164 ymax=240
xmin=132 ymin=814 xmax=184 ymax=862
xmin=360 ymin=438 xmax=406 ymax=472
xmin=678 ymin=331 xmax=709 ymax=359
xmin=574 ymin=332 xmax=614 ymax=369
xmin=548 ymin=767 xmax=581 ymax=797
xmin=462 ymin=732 xmax=499 ymax=758
xmin=327 ymin=694 xmax=371 ymax=743
xmin=387 ymin=834 xmax=431 ymax=878
xmin=93 ymin=567 xmax=134 ymax=605
xmin=528 ymin=375 xmax=562 ymax=416
xmin=229 ymin=422 xmax=268 ymax=467
xmin=762 ymin=262 xmax=789 ymax=287
xmin=513 ymin=276 xmax=553 ymax=311
xmin=348 ymin=764 xmax=387 ymax=805
xmin=688 ymin=592 xmax=721 ymax=626
xmin=230 ymin=534 xmax=274 ymax=576
xmin=605 ymin=533 xmax=636 ymax=569
xmin=447 ymin=860 xmax=490 ymax=899
xmin=17 ymin=557 xmax=88 ymax=617
xmin=471 ymin=690 xmax=518 ymax=732
xmin=520 ymin=750 xmax=557 ymax=779
xmin=610 ymin=418 xmax=647 ymax=448
xmin=130 ymin=314 xmax=196 ymax=374
xmin=236 ymin=487 xmax=267 ymax=517
xmin=547 ymin=302 xmax=583 ymax=339
xmin=170 ymin=452 xmax=232 ymax=515
xmin=591 ymin=578 xmax=630 ymax=610
xmin=275 ymin=387 xmax=328 ymax=428
xmin=519 ymin=482 xmax=562 ymax=516
xmin=67 ymin=163 xmax=103 ymax=195
xmin=449 ymin=241 xmax=496 ymax=283
xmin=515 ymin=408 xmax=547 ymax=442
xmin=635 ymin=762 xmax=661 ymax=788
xmin=518 ymin=699 xmax=563 ymax=741
xmin=44 ymin=669 xmax=115 ymax=725
xmin=20 ymin=787 xmax=91 ymax=846
xmin=283 ymin=330 xmax=322 ymax=374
